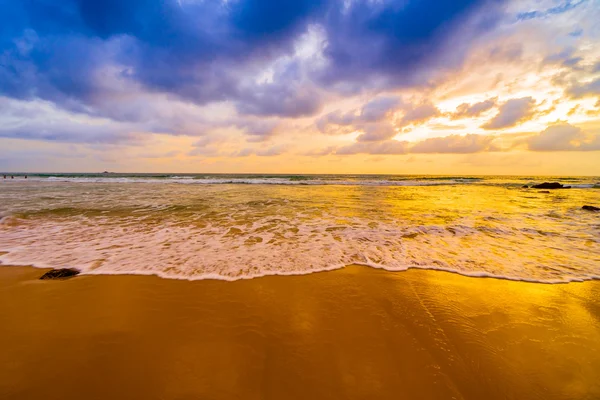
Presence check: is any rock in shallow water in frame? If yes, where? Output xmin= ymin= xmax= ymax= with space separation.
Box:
xmin=531 ymin=182 xmax=571 ymax=189
xmin=582 ymin=205 xmax=600 ymax=212
xmin=39 ymin=268 xmax=80 ymax=280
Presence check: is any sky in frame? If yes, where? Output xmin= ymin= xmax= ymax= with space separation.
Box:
xmin=1 ymin=0 xmax=599 ymax=174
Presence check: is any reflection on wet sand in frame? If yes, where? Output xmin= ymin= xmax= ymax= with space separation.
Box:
xmin=0 ymin=265 xmax=599 ymax=400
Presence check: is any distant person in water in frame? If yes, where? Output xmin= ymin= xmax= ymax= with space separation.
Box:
xmin=24 ymin=175 xmax=27 ymax=179
xmin=11 ymin=176 xmax=14 ymax=179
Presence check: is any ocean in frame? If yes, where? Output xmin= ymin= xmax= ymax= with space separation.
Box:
xmin=1 ymin=173 xmax=599 ymax=283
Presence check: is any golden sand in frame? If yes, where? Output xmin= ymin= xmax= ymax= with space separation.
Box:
xmin=1 ymin=265 xmax=599 ymax=400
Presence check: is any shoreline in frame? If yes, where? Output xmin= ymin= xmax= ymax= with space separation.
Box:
xmin=1 ymin=264 xmax=599 ymax=399
xmin=2 ymin=257 xmax=600 ymax=284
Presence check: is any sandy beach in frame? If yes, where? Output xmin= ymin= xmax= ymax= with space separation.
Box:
xmin=1 ymin=265 xmax=599 ymax=400
xmin=2 ymin=0 xmax=600 ymax=396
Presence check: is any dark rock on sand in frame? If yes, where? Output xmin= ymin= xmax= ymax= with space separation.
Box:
xmin=40 ymin=268 xmax=80 ymax=280
xmin=582 ymin=205 xmax=600 ymax=212
xmin=522 ymin=185 xmax=529 ymax=188
xmin=539 ymin=191 xmax=551 ymax=193
xmin=531 ymin=182 xmax=571 ymax=189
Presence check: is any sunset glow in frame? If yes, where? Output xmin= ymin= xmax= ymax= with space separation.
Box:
xmin=1 ymin=0 xmax=599 ymax=174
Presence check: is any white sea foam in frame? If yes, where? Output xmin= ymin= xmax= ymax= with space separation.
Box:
xmin=30 ymin=176 xmax=467 ymax=186
xmin=1 ymin=179 xmax=599 ymax=284
xmin=7 ymin=174 xmax=599 ymax=189
xmin=1 ymin=211 xmax=599 ymax=284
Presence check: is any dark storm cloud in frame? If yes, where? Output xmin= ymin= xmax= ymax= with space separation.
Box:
xmin=318 ymin=0 xmax=506 ymax=88
xmin=0 ymin=0 xmax=507 ymax=123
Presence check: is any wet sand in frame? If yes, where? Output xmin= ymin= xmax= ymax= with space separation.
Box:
xmin=1 ymin=265 xmax=599 ymax=400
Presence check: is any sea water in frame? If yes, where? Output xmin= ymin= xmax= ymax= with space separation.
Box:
xmin=1 ymin=174 xmax=599 ymax=283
